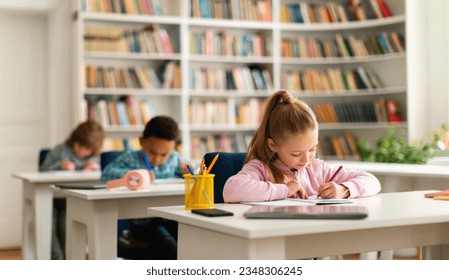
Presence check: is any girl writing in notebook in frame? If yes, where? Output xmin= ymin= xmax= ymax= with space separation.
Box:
xmin=223 ymin=90 xmax=381 ymax=203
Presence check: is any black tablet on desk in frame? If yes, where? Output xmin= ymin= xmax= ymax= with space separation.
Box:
xmin=244 ymin=205 xmax=368 ymax=220
xmin=55 ymin=183 xmax=107 ymax=190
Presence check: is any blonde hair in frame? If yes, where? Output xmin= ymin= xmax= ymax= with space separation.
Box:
xmin=245 ymin=90 xmax=318 ymax=183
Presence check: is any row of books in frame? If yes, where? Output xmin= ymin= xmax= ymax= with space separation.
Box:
xmin=190 ymin=30 xmax=271 ymax=57
xmin=86 ymin=96 xmax=154 ymax=127
xmin=102 ymin=137 xmax=141 ymax=151
xmin=189 ymin=98 xmax=267 ymax=125
xmin=82 ymin=0 xmax=164 ymax=15
xmin=280 ymin=0 xmax=392 ymax=23
xmin=281 ymin=67 xmax=384 ymax=92
xmin=191 ymin=0 xmax=272 ymax=22
xmin=84 ymin=25 xmax=178 ymax=54
xmin=191 ymin=66 xmax=273 ymax=90
xmin=313 ymin=98 xmax=403 ymax=123
xmin=85 ymin=62 xmax=181 ymax=89
xmin=190 ymin=133 xmax=253 ymax=160
xmin=281 ymin=32 xmax=404 ymax=59
xmin=318 ymin=132 xmax=360 ymax=159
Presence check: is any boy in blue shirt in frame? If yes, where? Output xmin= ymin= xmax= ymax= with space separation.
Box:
xmin=101 ymin=115 xmax=190 ymax=259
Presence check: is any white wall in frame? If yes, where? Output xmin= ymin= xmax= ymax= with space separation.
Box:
xmin=407 ymin=0 xmax=449 ymax=143
xmin=427 ymin=0 xmax=449 ymax=131
xmin=0 ymin=11 xmax=49 ymax=248
xmin=0 ymin=1 xmax=71 ymax=249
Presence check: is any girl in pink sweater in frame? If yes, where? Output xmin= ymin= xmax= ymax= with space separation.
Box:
xmin=223 ymin=90 xmax=381 ymax=203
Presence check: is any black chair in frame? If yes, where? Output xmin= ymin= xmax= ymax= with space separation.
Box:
xmin=100 ymin=150 xmax=124 ymax=171
xmin=38 ymin=148 xmax=51 ymax=168
xmin=203 ymin=152 xmax=246 ymax=203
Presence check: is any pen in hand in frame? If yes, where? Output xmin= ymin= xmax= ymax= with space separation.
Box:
xmin=187 ymin=165 xmax=196 ymax=179
xmin=317 ymin=165 xmax=343 ymax=199
xmin=328 ymin=165 xmax=343 ymax=183
xmin=143 ymin=153 xmax=153 ymax=171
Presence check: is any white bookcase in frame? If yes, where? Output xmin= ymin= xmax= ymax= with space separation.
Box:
xmin=73 ymin=0 xmax=407 ymax=161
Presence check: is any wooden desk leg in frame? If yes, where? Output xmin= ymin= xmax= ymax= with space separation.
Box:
xmin=66 ymin=197 xmax=117 ymax=260
xmin=22 ymin=182 xmax=53 ymax=260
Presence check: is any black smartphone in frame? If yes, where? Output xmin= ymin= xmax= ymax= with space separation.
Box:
xmin=191 ymin=208 xmax=234 ymax=217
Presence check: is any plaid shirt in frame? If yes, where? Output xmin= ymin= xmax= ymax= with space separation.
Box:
xmin=101 ymin=149 xmax=183 ymax=182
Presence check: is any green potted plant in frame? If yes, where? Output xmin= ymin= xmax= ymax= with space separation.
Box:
xmin=356 ymin=130 xmax=435 ymax=164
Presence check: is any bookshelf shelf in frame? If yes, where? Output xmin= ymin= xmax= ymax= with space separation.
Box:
xmin=74 ymin=0 xmax=407 ymax=160
xmin=85 ymin=52 xmax=182 ymax=60
xmin=189 ymin=90 xmax=272 ymax=97
xmin=319 ymin=122 xmax=407 ymax=130
xmin=189 ymin=125 xmax=259 ymax=132
xmin=84 ymin=88 xmax=183 ymax=96
xmin=281 ymin=53 xmax=406 ymax=65
xmin=188 ymin=18 xmax=273 ymax=29
xmin=279 ymin=15 xmax=405 ymax=31
xmin=290 ymin=87 xmax=406 ymax=97
xmin=189 ymin=55 xmax=273 ymax=64
xmin=81 ymin=13 xmax=182 ymax=25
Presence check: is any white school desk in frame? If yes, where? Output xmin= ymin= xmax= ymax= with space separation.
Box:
xmin=11 ymin=171 xmax=100 ymax=260
xmin=147 ymin=191 xmax=449 ymax=260
xmin=327 ymin=161 xmax=449 ymax=192
xmin=61 ymin=183 xmax=184 ymax=260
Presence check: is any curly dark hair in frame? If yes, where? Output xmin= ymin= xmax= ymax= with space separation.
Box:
xmin=143 ymin=116 xmax=180 ymax=142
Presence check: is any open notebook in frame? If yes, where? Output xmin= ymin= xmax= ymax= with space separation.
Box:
xmin=244 ymin=205 xmax=368 ymax=220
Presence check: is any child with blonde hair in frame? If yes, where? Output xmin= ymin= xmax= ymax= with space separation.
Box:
xmin=223 ymin=90 xmax=380 ymax=202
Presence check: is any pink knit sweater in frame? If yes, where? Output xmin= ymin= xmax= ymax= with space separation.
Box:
xmin=223 ymin=158 xmax=381 ymax=203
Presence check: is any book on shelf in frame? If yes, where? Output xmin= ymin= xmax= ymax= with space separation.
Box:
xmin=84 ymin=24 xmax=178 ymax=54
xmin=318 ymin=132 xmax=360 ymax=159
xmin=377 ymin=0 xmax=392 ymax=17
xmin=82 ymin=0 xmax=165 ymax=15
xmin=386 ymin=99 xmax=404 ymax=123
xmin=190 ymin=132 xmax=253 ymax=160
xmin=85 ymin=64 xmax=174 ymax=89
xmin=314 ymin=98 xmax=396 ymax=123
xmin=139 ymin=99 xmax=154 ymax=124
xmin=281 ymin=32 xmax=404 ymax=59
xmin=281 ymin=0 xmax=395 ymax=23
xmin=102 ymin=137 xmax=141 ymax=152
xmin=191 ymin=0 xmax=271 ymax=21
xmin=282 ymin=66 xmax=384 ymax=92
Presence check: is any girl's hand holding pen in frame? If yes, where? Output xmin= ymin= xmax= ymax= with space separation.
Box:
xmin=317 ymin=182 xmax=350 ymax=199
xmin=317 ymin=165 xmax=348 ymax=199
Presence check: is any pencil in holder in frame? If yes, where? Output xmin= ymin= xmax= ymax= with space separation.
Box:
xmin=184 ymin=174 xmax=214 ymax=210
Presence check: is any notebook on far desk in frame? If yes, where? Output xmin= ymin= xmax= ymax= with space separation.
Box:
xmin=244 ymin=205 xmax=368 ymax=220
xmin=55 ymin=183 xmax=107 ymax=190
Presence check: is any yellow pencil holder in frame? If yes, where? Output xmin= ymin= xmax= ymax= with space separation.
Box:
xmin=184 ymin=174 xmax=214 ymax=210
